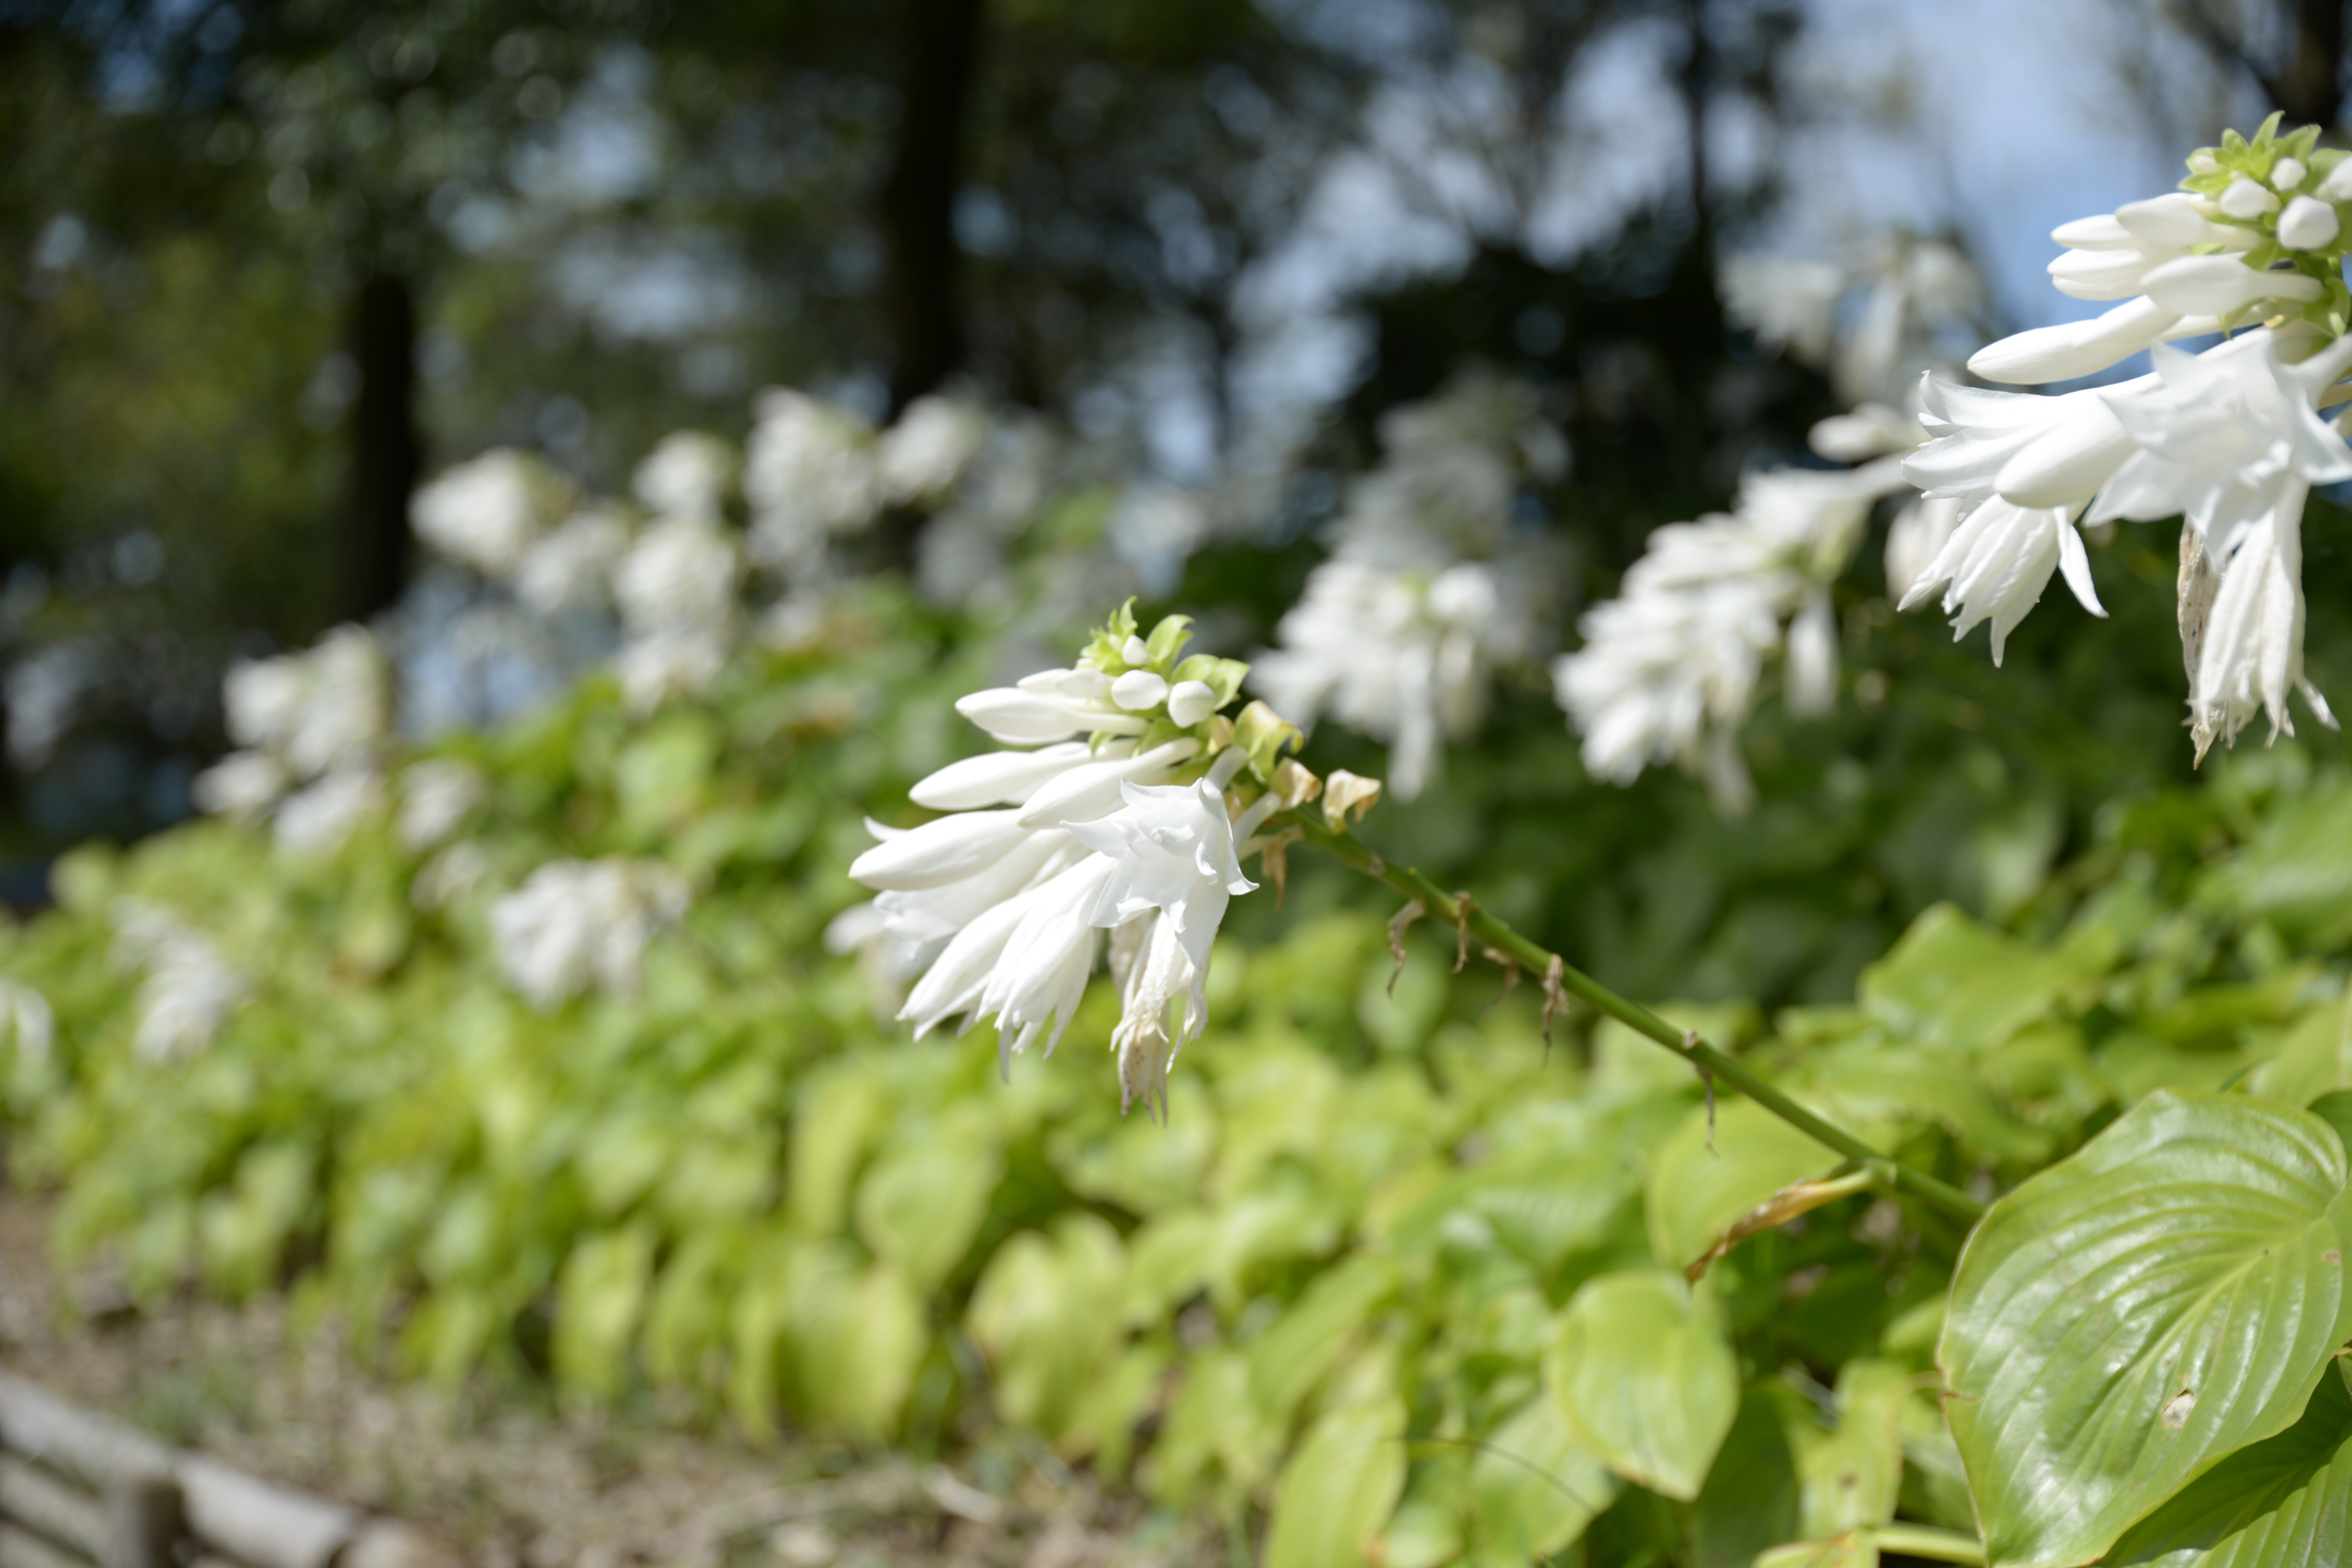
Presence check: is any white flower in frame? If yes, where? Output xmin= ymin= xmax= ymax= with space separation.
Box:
xmin=632 ymin=432 xmax=734 ymax=521
xmin=0 ymin=979 xmax=54 ymax=1070
xmin=113 ymin=902 xmax=247 ymax=1061
xmin=223 ymin=626 xmax=393 ymax=782
xmin=412 ymin=841 xmax=491 ymax=911
xmin=1884 ymin=494 xmax=1964 ymax=602
xmin=877 ymin=395 xmax=986 ymax=504
xmin=273 ymin=769 xmax=385 ymax=855
xmin=616 ymin=630 xmax=732 ymax=715
xmin=398 ymin=758 xmax=488 ymax=851
xmin=1809 ymin=402 xmax=1926 ymax=463
xmin=411 ymin=449 xmax=558 ymax=578
xmin=1723 ymin=237 xmax=1984 ymax=403
xmin=615 ymin=516 xmax=740 ymax=638
xmin=1721 ymin=255 xmax=1844 ymax=365
xmin=2189 ymin=510 xmax=2329 ymax=757
xmin=490 ymin=858 xmax=691 ymax=1009
xmin=1897 ymin=497 xmax=2104 ymax=665
xmin=191 ymin=750 xmax=290 ymax=820
xmin=513 ymin=507 xmax=630 ymax=615
xmin=743 ymin=389 xmax=880 ymax=570
xmin=1554 ymin=462 xmax=1904 ymax=807
xmin=849 ymin=621 xmax=1269 ymax=1100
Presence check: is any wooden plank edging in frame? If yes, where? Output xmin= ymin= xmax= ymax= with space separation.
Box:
xmin=0 ymin=1371 xmax=459 ymax=1568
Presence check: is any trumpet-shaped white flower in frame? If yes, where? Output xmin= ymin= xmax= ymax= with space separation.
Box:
xmin=411 ymin=449 xmax=560 ymax=578
xmin=1897 ymin=497 xmax=2104 ymax=665
xmin=223 ymin=625 xmax=393 ymax=783
xmin=1555 ymin=462 xmax=1905 ymax=810
xmin=490 ymin=858 xmax=691 ymax=1009
xmin=850 ymin=612 xmax=1276 ymax=1102
xmin=113 ymin=902 xmax=248 ymax=1061
xmin=632 ymin=431 xmax=734 ymax=521
xmin=398 ymin=758 xmax=489 ymax=851
xmin=744 ymin=389 xmax=880 ymax=570
xmin=616 ymin=516 xmax=740 ymax=637
xmin=2189 ymin=511 xmax=2330 ymax=757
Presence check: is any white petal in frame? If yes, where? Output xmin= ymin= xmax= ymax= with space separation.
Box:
xmin=1166 ymin=679 xmax=1218 ymax=727
xmin=849 ymin=809 xmax=1033 ymax=891
xmin=2139 ymin=254 xmax=2322 ymax=316
xmin=909 ymin=741 xmax=1093 ymax=810
xmin=1967 ymin=298 xmax=2181 ymax=385
xmin=2053 ymin=518 xmax=2106 ymax=617
xmin=1110 ymin=670 xmax=1170 ymax=710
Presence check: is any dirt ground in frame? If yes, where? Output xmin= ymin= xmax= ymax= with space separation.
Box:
xmin=0 ymin=1189 xmax=1226 ymax=1568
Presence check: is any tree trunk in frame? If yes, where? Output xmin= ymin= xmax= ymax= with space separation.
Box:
xmin=2276 ymin=0 xmax=2346 ymax=129
xmin=342 ymin=273 xmax=420 ymax=624
xmin=878 ymin=0 xmax=985 ymax=416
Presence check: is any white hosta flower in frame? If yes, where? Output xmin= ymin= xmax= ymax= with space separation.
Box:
xmin=1254 ymin=559 xmax=1530 ymax=801
xmin=1810 ymin=402 xmax=1926 ymax=463
xmin=1555 ymin=462 xmax=1904 ymax=807
xmin=616 ymin=630 xmax=732 ymax=715
xmin=877 ymin=395 xmax=986 ymax=504
xmin=615 ymin=516 xmax=740 ymax=638
xmin=490 ymin=858 xmax=691 ymax=1009
xmin=113 ymin=902 xmax=248 ymax=1061
xmin=0 ymin=979 xmax=54 ymax=1069
xmin=412 ymin=841 xmax=491 ymax=912
xmin=1884 ymin=495 xmax=1964 ymax=602
xmin=2189 ymin=511 xmax=2329 ymax=757
xmin=223 ymin=626 xmax=393 ymax=782
xmin=273 ymin=769 xmax=385 ymax=855
xmin=744 ymin=389 xmax=880 ymax=570
xmin=1898 ymin=497 xmax=2104 ymax=665
xmin=1724 ymin=238 xmax=1984 ymax=404
xmin=191 ymin=750 xmax=289 ymax=820
xmin=632 ymin=431 xmax=734 ymax=521
xmin=398 ymin=758 xmax=489 ymax=852
xmin=513 ymin=507 xmax=630 ymax=615
xmin=411 ymin=449 xmax=558 ymax=578
xmin=1721 ymin=255 xmax=1845 ymax=364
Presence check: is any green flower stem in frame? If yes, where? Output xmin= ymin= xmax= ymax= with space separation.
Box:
xmin=1866 ymin=1525 xmax=1985 ymax=1564
xmin=1288 ymin=814 xmax=1987 ymax=1225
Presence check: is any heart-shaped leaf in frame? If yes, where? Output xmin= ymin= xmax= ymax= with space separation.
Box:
xmin=1545 ymin=1269 xmax=1739 ymax=1501
xmin=2106 ymin=1364 xmax=2352 ymax=1566
xmin=1940 ymin=1089 xmax=2352 ymax=1567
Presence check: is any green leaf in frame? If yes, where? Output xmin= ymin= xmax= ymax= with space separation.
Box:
xmin=1792 ymin=1360 xmax=1907 ymax=1539
xmin=553 ymin=1226 xmax=654 ymax=1401
xmin=1142 ymin=612 xmax=1194 ymax=668
xmin=1646 ymin=1098 xmax=1845 ymax=1273
xmin=1468 ymin=1394 xmax=1618 ymax=1560
xmin=1545 ymin=1269 xmax=1740 ymax=1501
xmin=852 ymin=1107 xmax=1001 ymax=1291
xmin=1248 ymin=1253 xmax=1396 ymax=1425
xmin=1940 ymin=1089 xmax=2352 ymax=1567
xmin=2106 ymin=1365 xmax=2352 ymax=1566
xmin=1261 ymin=1395 xmax=1409 ymax=1568
xmin=967 ymin=1214 xmax=1126 ymax=1435
xmin=1859 ymin=903 xmax=2081 ymax=1055
xmin=1684 ymin=1386 xmax=1804 ymax=1568
xmin=1171 ymin=653 xmax=1250 ymax=707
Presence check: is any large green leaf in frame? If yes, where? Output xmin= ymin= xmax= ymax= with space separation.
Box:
xmin=1466 ymin=1394 xmax=1618 ymax=1560
xmin=1941 ymin=1090 xmax=2352 ymax=1567
xmin=2107 ymin=1365 xmax=2352 ymax=1566
xmin=1859 ymin=903 xmax=2079 ymax=1055
xmin=1545 ymin=1269 xmax=1740 ymax=1501
xmin=1261 ymin=1395 xmax=1409 ymax=1568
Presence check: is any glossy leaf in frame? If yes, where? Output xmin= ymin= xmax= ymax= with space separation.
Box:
xmin=1941 ymin=1090 xmax=2352 ymax=1567
xmin=1545 ymin=1269 xmax=1740 ymax=1501
xmin=2107 ymin=1366 xmax=2352 ymax=1566
xmin=1467 ymin=1394 xmax=1618 ymax=1560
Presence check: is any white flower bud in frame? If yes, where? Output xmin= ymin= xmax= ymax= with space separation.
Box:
xmin=2189 ymin=152 xmax=2222 ymax=176
xmin=2322 ymin=162 xmax=2352 ymax=202
xmin=2278 ymin=195 xmax=2341 ymax=251
xmin=1166 ymin=679 xmax=1218 ymax=728
xmin=2219 ymin=177 xmax=2281 ymax=218
xmin=1121 ymin=635 xmax=1150 ymax=666
xmin=2139 ymin=254 xmax=2323 ymax=316
xmin=1110 ymin=670 xmax=1169 ymax=710
xmin=2273 ymin=157 xmax=2308 ymax=191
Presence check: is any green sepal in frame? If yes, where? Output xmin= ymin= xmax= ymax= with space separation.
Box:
xmin=1233 ymin=700 xmax=1301 ymax=783
xmin=1134 ymin=717 xmax=1190 ymax=755
xmin=1172 ymin=654 xmax=1250 ymax=707
xmin=1143 ymin=614 xmax=1194 ymax=670
xmin=1078 ymin=599 xmax=1141 ymax=672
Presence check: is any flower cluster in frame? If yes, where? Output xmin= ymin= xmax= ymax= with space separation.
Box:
xmin=1722 ymin=232 xmax=1985 ymax=406
xmin=1905 ymin=115 xmax=2352 ymax=757
xmin=112 ymin=900 xmax=249 ymax=1061
xmin=1253 ymin=373 xmax=1560 ymax=799
xmin=489 ymin=857 xmax=693 ymax=1010
xmin=191 ymin=625 xmax=394 ymax=853
xmin=849 ymin=605 xmax=1351 ymax=1117
xmin=1554 ymin=459 xmax=1909 ymax=811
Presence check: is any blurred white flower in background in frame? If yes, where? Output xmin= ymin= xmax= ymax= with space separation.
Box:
xmin=0 ymin=978 xmax=54 ymax=1070
xmin=397 ymin=758 xmax=489 ymax=852
xmin=189 ymin=750 xmax=290 ymax=820
xmin=1722 ymin=234 xmax=1983 ymax=405
xmin=195 ymin=625 xmax=394 ymax=829
xmin=491 ymin=857 xmax=692 ymax=1009
xmin=512 ymin=506 xmax=631 ymax=616
xmin=113 ymin=901 xmax=249 ymax=1061
xmin=409 ymin=449 xmax=566 ymax=579
xmin=744 ymin=389 xmax=880 ymax=570
xmin=877 ymin=393 xmax=987 ymax=505
xmin=1555 ymin=461 xmax=1907 ymax=812
xmin=272 ymin=769 xmax=386 ymax=856
xmin=632 ymin=431 xmax=735 ymax=521
xmin=613 ymin=516 xmax=741 ymax=713
xmin=1253 ymin=373 xmax=1560 ymax=798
